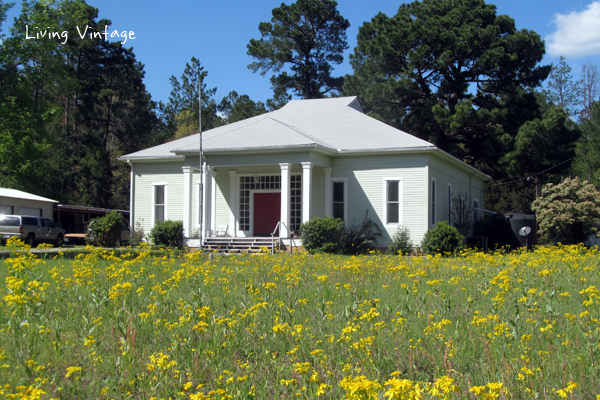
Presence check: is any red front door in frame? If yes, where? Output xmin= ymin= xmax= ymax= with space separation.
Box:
xmin=254 ymin=192 xmax=281 ymax=236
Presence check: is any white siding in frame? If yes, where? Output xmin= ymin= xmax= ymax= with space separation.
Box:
xmin=214 ymin=169 xmax=231 ymax=231
xmin=0 ymin=197 xmax=54 ymax=221
xmin=311 ymin=166 xmax=325 ymax=219
xmin=330 ymin=154 xmax=429 ymax=247
xmin=428 ymin=154 xmax=486 ymax=235
xmin=132 ymin=162 xmax=185 ymax=238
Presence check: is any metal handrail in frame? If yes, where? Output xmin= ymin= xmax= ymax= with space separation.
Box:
xmin=270 ymin=221 xmax=297 ymax=254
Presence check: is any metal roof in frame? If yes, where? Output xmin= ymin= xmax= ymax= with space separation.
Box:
xmin=0 ymin=188 xmax=57 ymax=203
xmin=121 ymin=96 xmax=436 ymax=160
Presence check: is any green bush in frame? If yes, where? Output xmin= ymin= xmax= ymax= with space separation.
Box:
xmin=87 ymin=211 xmax=126 ymax=247
xmin=298 ymin=213 xmax=382 ymax=255
xmin=387 ymin=226 xmax=413 ymax=255
xmin=298 ymin=217 xmax=344 ymax=254
xmin=421 ymin=221 xmax=465 ymax=256
xmin=532 ymin=177 xmax=600 ymax=245
xmin=149 ymin=220 xmax=184 ymax=249
xmin=338 ymin=212 xmax=382 ymax=255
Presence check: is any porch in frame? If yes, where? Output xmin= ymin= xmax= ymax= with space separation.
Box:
xmin=182 ymin=161 xmax=337 ymax=244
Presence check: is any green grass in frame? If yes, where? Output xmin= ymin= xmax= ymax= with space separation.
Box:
xmin=0 ymin=242 xmax=599 ymax=399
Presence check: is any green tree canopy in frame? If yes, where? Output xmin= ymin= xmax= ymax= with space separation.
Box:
xmin=572 ymin=102 xmax=600 ymax=187
xmin=247 ymin=0 xmax=350 ymax=100
xmin=217 ymin=91 xmax=267 ymax=124
xmin=543 ymin=56 xmax=580 ymax=118
xmin=161 ymin=57 xmax=217 ymax=139
xmin=1 ymin=0 xmax=158 ymax=208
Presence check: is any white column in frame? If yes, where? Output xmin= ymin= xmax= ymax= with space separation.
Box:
xmin=324 ymin=167 xmax=332 ymax=217
xmin=210 ymin=170 xmax=218 ymax=237
xmin=229 ymin=170 xmax=237 ymax=237
xmin=182 ymin=166 xmax=192 ymax=238
xmin=301 ymin=162 xmax=313 ymax=223
xmin=279 ymin=163 xmax=290 ymax=237
xmin=202 ymin=163 xmax=210 ymax=238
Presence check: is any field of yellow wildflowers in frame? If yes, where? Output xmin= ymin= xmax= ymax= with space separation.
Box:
xmin=1 ymin=236 xmax=600 ymax=399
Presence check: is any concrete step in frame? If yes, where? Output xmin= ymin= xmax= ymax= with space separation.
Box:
xmin=203 ymin=237 xmax=278 ymax=254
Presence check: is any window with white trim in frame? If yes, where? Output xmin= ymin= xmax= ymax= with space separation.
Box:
xmin=431 ymin=179 xmax=436 ymax=225
xmin=384 ymin=179 xmax=401 ymax=224
xmin=473 ymin=199 xmax=479 ymax=222
xmin=154 ymin=184 xmax=166 ymax=223
xmin=332 ymin=180 xmax=346 ymax=221
xmin=290 ymin=175 xmax=302 ymax=233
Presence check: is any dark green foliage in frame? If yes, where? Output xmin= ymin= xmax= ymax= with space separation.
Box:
xmin=338 ymin=213 xmax=382 ymax=255
xmin=161 ymin=57 xmax=218 ymax=139
xmin=149 ymin=220 xmax=184 ymax=249
xmin=247 ymin=0 xmax=350 ymax=100
xmin=87 ymin=211 xmax=126 ymax=247
xmin=572 ymin=102 xmax=600 ymax=188
xmin=543 ymin=56 xmax=580 ymax=118
xmin=421 ymin=221 xmax=465 ymax=256
xmin=298 ymin=213 xmax=382 ymax=255
xmin=1 ymin=0 xmax=159 ymax=208
xmin=298 ymin=217 xmax=344 ymax=254
xmin=387 ymin=226 xmax=413 ymax=255
xmin=217 ymin=91 xmax=267 ymax=124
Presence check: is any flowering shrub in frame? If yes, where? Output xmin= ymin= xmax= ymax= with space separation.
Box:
xmin=532 ymin=176 xmax=600 ymax=244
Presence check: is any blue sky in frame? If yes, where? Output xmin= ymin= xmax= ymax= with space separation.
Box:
xmin=3 ymin=0 xmax=600 ymax=105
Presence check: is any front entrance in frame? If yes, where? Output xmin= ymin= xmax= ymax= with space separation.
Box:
xmin=253 ymin=192 xmax=280 ymax=236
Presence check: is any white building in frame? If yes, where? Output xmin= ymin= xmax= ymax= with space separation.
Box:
xmin=0 ymin=188 xmax=57 ymax=221
xmin=120 ymin=96 xmax=489 ymax=247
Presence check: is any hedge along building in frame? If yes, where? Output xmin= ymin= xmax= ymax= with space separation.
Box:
xmin=120 ymin=97 xmax=490 ymax=247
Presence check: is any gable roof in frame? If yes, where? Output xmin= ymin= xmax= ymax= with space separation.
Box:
xmin=0 ymin=188 xmax=57 ymax=203
xmin=121 ymin=96 xmax=436 ymax=160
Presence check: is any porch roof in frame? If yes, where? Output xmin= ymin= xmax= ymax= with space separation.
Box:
xmin=120 ymin=96 xmax=436 ymax=160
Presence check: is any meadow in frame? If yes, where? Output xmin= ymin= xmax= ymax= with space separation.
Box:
xmin=1 ymin=237 xmax=599 ymax=399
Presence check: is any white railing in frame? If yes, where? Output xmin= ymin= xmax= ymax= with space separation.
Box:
xmin=270 ymin=221 xmax=298 ymax=254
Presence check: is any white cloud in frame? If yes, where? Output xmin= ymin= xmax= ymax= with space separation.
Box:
xmin=546 ymin=1 xmax=600 ymax=58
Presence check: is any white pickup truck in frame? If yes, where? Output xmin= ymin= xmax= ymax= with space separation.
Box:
xmin=0 ymin=215 xmax=66 ymax=247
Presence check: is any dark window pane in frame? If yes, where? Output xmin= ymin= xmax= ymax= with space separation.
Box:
xmin=155 ymin=206 xmax=164 ymax=222
xmin=387 ymin=203 xmax=399 ymax=224
xmin=387 ymin=181 xmax=399 ymax=202
xmin=155 ymin=185 xmax=165 ymax=204
xmin=333 ymin=203 xmax=344 ymax=219
xmin=333 ymin=182 xmax=344 ymax=203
